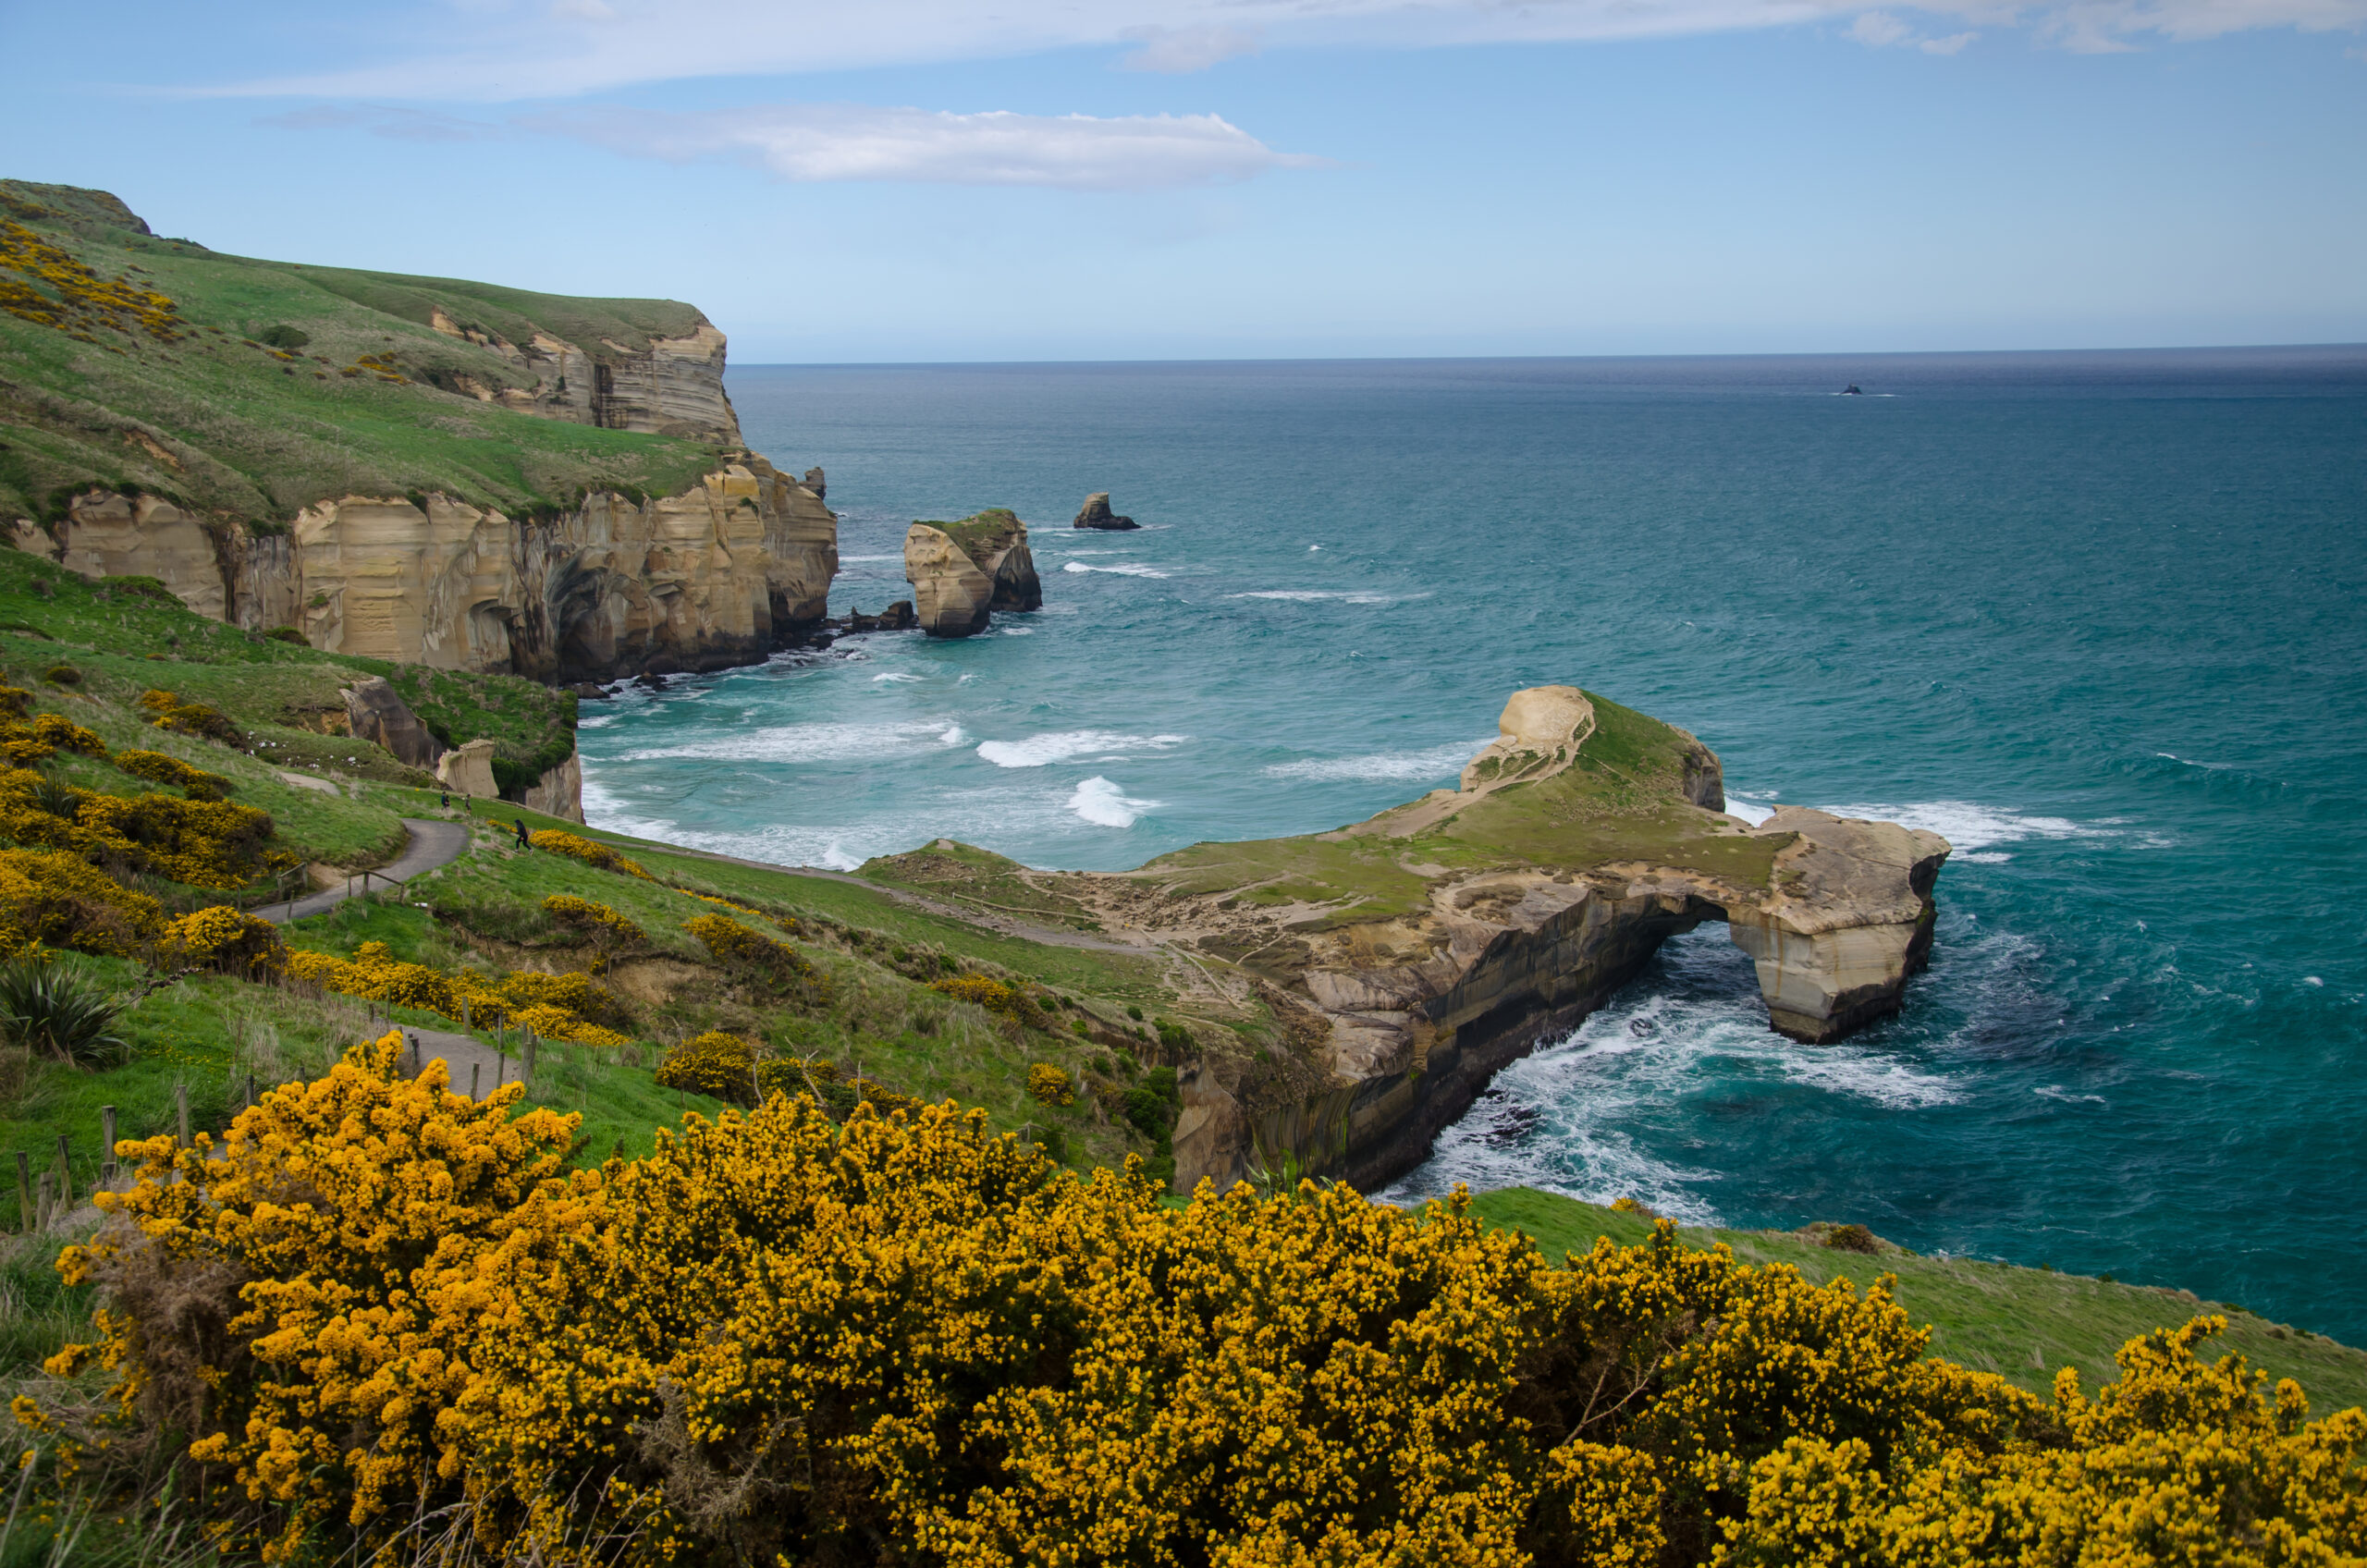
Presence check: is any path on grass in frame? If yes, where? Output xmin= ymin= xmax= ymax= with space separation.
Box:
xmin=262 ymin=818 xmax=470 ymax=925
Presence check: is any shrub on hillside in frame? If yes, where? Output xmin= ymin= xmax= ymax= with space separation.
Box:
xmin=1026 ymin=1061 xmax=1075 ymax=1107
xmin=0 ymin=710 xmax=107 ymax=766
xmin=261 ymin=625 xmax=307 ymax=645
xmin=655 ymin=1028 xmax=755 ymax=1101
xmin=683 ymin=913 xmax=829 ymax=1007
xmin=161 ymin=906 xmax=285 ymax=979
xmin=284 ymin=942 xmax=622 ymax=1040
xmin=0 ymin=848 xmax=165 ymax=958
xmin=38 ymin=1055 xmax=2367 ymax=1568
xmin=113 ymin=749 xmax=234 ymax=801
xmin=141 ymin=690 xmax=241 ymax=746
xmin=541 ymin=893 xmax=644 ymax=947
xmin=529 ymin=828 xmax=650 ymax=879
xmin=40 ymin=665 xmax=78 ymax=686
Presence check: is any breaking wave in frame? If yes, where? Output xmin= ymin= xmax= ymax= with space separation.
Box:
xmin=976 ymin=730 xmax=1189 ymax=767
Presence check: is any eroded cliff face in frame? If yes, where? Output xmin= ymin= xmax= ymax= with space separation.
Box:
xmin=15 ymin=455 xmax=837 ymax=684
xmin=1007 ymin=684 xmax=1948 ymax=1194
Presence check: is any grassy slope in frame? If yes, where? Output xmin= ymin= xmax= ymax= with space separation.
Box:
xmin=1469 ymin=1188 xmax=2367 ymax=1416
xmin=0 ymin=548 xmax=572 ymax=814
xmin=0 ymin=178 xmax=721 ymax=524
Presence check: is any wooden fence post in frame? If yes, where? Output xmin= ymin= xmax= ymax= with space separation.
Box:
xmin=468 ymin=1063 xmax=481 ymax=1101
xmin=100 ymin=1107 xmax=117 ymax=1183
xmin=521 ymin=1029 xmax=537 ymax=1086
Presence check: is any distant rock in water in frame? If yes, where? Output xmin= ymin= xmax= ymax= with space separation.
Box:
xmin=803 ymin=466 xmax=826 ymax=500
xmin=1073 ymin=492 xmax=1140 ymax=531
xmin=903 ymin=508 xmax=1040 ymax=637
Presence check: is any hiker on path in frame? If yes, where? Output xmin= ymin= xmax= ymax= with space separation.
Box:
xmin=513 ymin=818 xmax=531 ymax=849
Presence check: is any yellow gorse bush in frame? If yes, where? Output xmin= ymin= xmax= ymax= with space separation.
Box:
xmin=1026 ymin=1061 xmax=1075 ymax=1106
xmin=0 ymin=846 xmax=165 ymax=957
xmin=160 ymin=905 xmax=285 ymax=977
xmin=0 ymin=765 xmax=275 ymax=888
xmin=111 ymin=748 xmax=232 ymax=800
xmin=929 ymin=973 xmax=1017 ymax=1013
xmin=28 ymin=1055 xmax=2367 ymax=1568
xmin=530 ymin=829 xmax=651 ymax=879
xmin=681 ymin=913 xmax=830 ymax=1008
xmin=541 ymin=892 xmax=645 ymax=945
xmin=284 ymin=942 xmax=623 ymax=1043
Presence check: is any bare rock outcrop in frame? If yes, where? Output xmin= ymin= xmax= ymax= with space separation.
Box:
xmin=341 ymin=678 xmax=444 ymax=770
xmin=17 ymin=455 xmax=838 ymax=684
xmin=901 ymin=508 xmax=1042 ymax=637
xmin=1073 ymin=492 xmax=1140 ymax=531
xmin=435 ymin=738 xmax=499 ymax=797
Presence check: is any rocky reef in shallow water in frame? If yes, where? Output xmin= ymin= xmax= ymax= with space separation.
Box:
xmin=902 ymin=508 xmax=1041 ymax=637
xmin=871 ymin=684 xmax=1947 ymax=1194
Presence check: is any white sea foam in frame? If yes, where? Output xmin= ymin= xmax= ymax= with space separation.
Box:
xmin=976 ymin=730 xmax=1188 ymax=768
xmin=613 ymin=720 xmax=957 ymax=765
xmin=839 ymin=554 xmax=901 ymax=563
xmin=871 ymin=672 xmax=923 ymax=683
xmin=2034 ymin=1084 xmax=2107 ymax=1106
xmin=1723 ymin=792 xmax=1776 ymax=827
xmin=1265 ymin=737 xmax=1493 ymax=782
xmin=1231 ymin=590 xmax=1429 ymax=606
xmin=938 ymin=725 xmax=966 ymax=745
xmin=1821 ymin=800 xmax=2116 ymax=856
xmin=1062 ymin=561 xmax=1169 ymax=579
xmin=1069 ymin=776 xmax=1158 ymax=827
xmin=1000 ymin=626 xmax=1036 ymax=635
xmin=1382 ymin=926 xmax=1960 ymax=1217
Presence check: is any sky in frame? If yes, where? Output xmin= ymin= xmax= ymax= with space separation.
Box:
xmin=2 ymin=0 xmax=2361 ymax=361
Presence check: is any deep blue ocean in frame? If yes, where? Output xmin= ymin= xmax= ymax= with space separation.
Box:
xmin=577 ymin=349 xmax=2367 ymax=1340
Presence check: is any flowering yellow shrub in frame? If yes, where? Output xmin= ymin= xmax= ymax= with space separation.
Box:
xmin=0 ymin=219 xmax=185 ymax=341
xmin=0 ymin=767 xmax=277 ymax=888
xmin=930 ymin=973 xmax=1016 ymax=1013
xmin=529 ymin=829 xmax=651 ymax=879
xmin=1026 ymin=1061 xmax=1075 ymax=1106
xmin=111 ymin=748 xmax=232 ymax=800
xmin=682 ymin=913 xmax=830 ymax=1007
xmin=0 ymin=847 xmax=164 ymax=957
xmin=688 ymin=889 xmax=804 ymax=936
xmin=28 ymin=1068 xmax=2367 ymax=1568
xmin=285 ymin=942 xmax=622 ymax=1040
xmin=0 ymin=708 xmax=107 ymax=766
xmin=654 ymin=1029 xmax=754 ymax=1099
xmin=160 ymin=905 xmax=285 ymax=977
xmin=540 ymin=893 xmax=644 ymax=945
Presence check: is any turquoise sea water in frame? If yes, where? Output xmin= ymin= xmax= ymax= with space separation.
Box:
xmin=577 ymin=349 xmax=2367 ymax=1340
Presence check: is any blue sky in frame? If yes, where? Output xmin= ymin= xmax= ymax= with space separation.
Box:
xmin=3 ymin=0 xmax=2361 ymax=361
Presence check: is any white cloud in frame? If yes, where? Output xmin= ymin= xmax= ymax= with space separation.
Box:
xmin=1848 ymin=9 xmax=1981 ymax=49
xmin=523 ymin=103 xmax=1324 ymax=190
xmin=259 ymin=104 xmax=509 ymax=141
xmin=205 ymin=0 xmax=2367 ymax=100
xmin=1118 ymin=23 xmax=1266 ymax=71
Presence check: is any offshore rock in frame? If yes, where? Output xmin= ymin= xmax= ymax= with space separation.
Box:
xmin=902 ymin=525 xmax=995 ymax=637
xmin=18 ymin=456 xmax=838 ymax=685
xmin=902 ymin=508 xmax=1042 ymax=636
xmin=1073 ymin=492 xmax=1140 ymax=531
xmin=1019 ymin=684 xmax=1949 ymax=1193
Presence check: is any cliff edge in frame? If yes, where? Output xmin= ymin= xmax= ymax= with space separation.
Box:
xmin=903 ymin=508 xmax=1041 ymax=637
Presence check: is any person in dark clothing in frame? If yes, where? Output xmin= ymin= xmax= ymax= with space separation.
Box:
xmin=514 ymin=818 xmax=532 ymax=849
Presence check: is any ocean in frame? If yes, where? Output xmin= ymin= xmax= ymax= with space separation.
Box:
xmin=576 ymin=349 xmax=2367 ymax=1340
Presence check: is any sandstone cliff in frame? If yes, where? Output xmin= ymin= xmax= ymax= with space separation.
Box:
xmin=924 ymin=685 xmax=1948 ymax=1194
xmin=11 ymin=454 xmax=837 ymax=683
xmin=1073 ymin=493 xmax=1140 ymax=531
xmin=902 ymin=508 xmax=1041 ymax=638
xmin=423 ymin=308 xmax=740 ymax=442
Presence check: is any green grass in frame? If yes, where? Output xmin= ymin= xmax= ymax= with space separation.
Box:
xmin=1466 ymin=1187 xmax=2367 ymax=1416
xmin=859 ymin=839 xmax=1105 ymax=930
xmin=1 ymin=179 xmax=725 ymax=527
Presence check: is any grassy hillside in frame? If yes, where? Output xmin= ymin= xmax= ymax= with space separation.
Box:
xmin=0 ymin=178 xmax=725 ymax=526
xmin=0 ymin=547 xmax=573 ymax=806
xmin=1470 ymin=1187 xmax=2367 ymax=1415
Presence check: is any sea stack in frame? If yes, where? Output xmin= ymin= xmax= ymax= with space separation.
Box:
xmin=1073 ymin=492 xmax=1140 ymax=531
xmin=902 ymin=508 xmax=1041 ymax=637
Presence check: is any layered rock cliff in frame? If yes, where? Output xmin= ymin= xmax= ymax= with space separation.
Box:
xmin=902 ymin=508 xmax=1041 ymax=637
xmin=11 ymin=454 xmax=837 ymax=683
xmin=956 ymin=685 xmax=1947 ymax=1194
xmin=423 ymin=307 xmax=740 ymax=442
